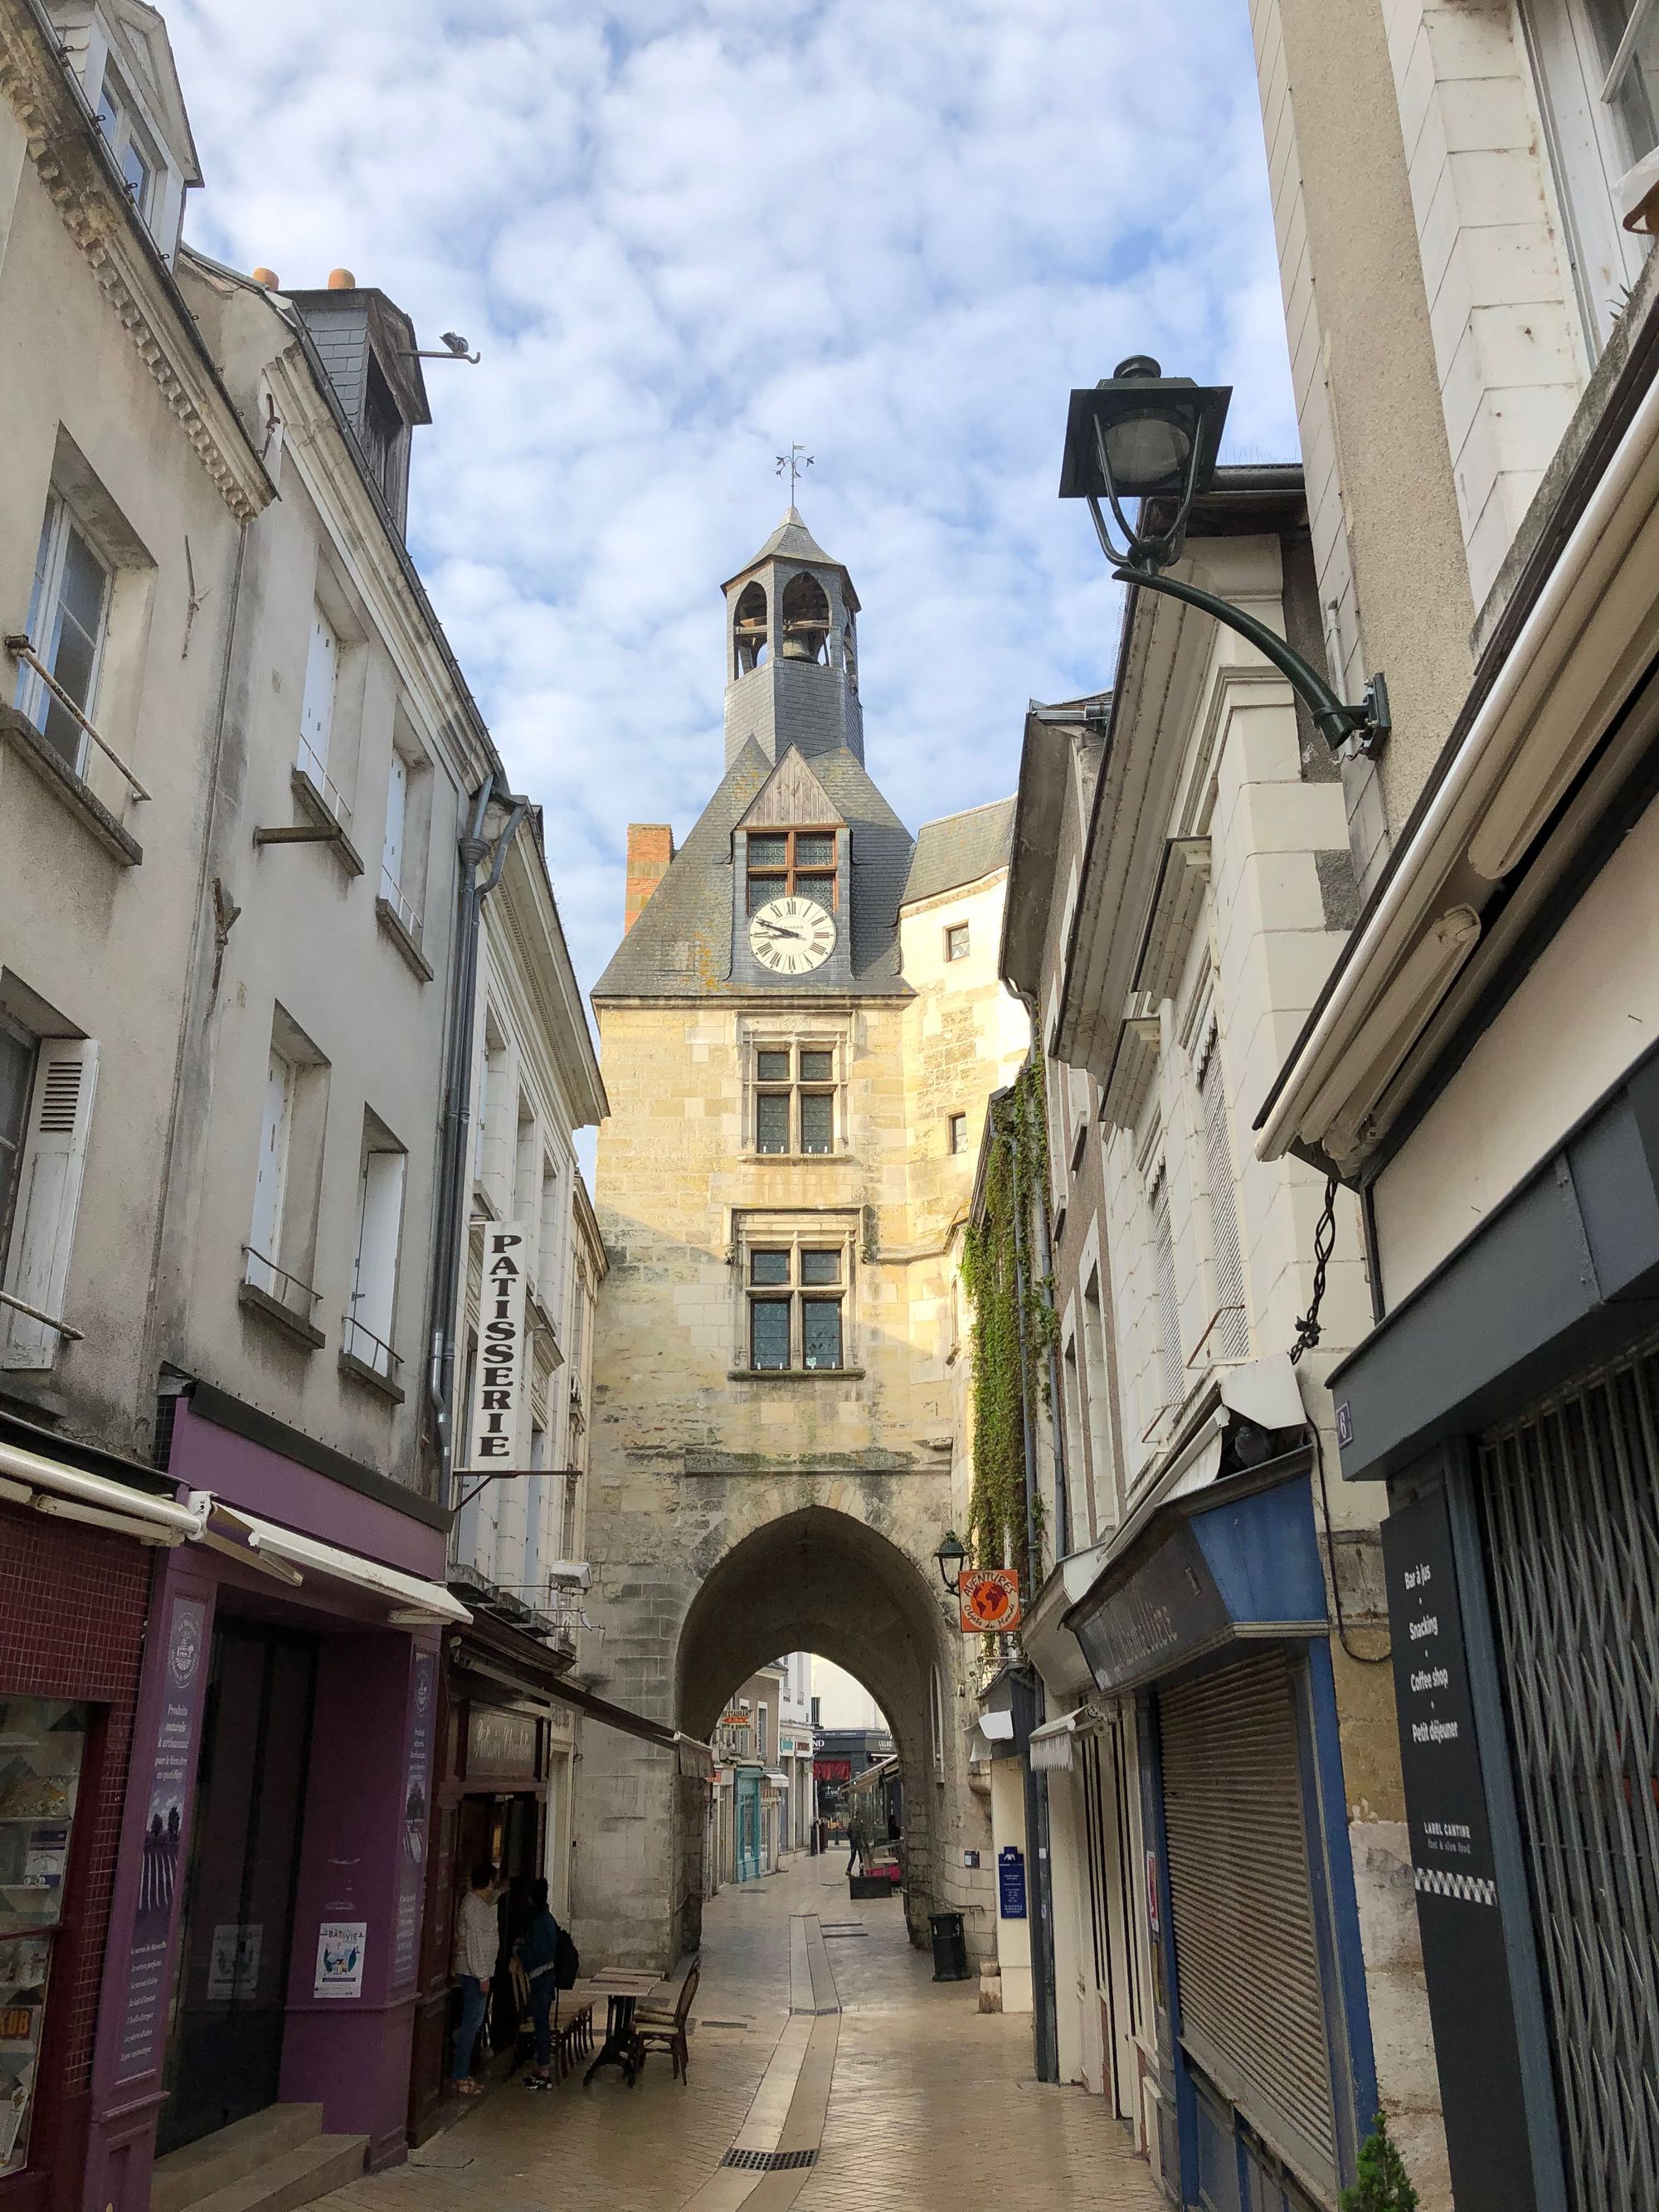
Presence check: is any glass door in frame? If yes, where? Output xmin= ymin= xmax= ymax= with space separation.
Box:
xmin=158 ymin=1623 xmax=318 ymax=2154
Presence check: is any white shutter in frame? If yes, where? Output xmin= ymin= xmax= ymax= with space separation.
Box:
xmin=299 ymin=605 xmax=338 ymax=774
xmin=348 ymin=1148 xmax=404 ymax=1370
xmin=2 ymin=1040 xmax=99 ymax=1369
xmin=1198 ymin=1029 xmax=1248 ymax=1360
xmin=1151 ymin=1168 xmax=1181 ymax=1410
xmin=382 ymin=750 xmax=407 ymax=894
xmin=247 ymin=1052 xmax=292 ymax=1291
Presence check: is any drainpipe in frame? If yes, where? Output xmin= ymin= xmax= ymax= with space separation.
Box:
xmin=427 ymin=775 xmax=528 ymax=1505
xmin=1004 ymin=1031 xmax=1060 ymax=2088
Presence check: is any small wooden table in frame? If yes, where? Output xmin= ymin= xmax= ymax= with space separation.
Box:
xmin=582 ymin=1971 xmax=660 ymax=2087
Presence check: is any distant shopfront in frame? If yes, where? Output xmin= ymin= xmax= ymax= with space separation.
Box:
xmin=79 ymin=1383 xmax=464 ymax=2212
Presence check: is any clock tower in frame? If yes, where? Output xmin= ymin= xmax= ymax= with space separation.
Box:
xmin=582 ymin=509 xmax=1029 ymax=1972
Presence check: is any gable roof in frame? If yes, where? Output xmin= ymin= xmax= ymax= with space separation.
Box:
xmin=593 ymin=741 xmax=915 ymax=1002
xmin=737 ymin=747 xmax=844 ymax=832
xmin=902 ymin=797 xmax=1016 ymax=908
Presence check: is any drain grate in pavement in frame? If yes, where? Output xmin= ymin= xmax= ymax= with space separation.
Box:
xmin=699 ymin=2017 xmax=752 ymax=2028
xmin=722 ymin=2148 xmax=820 ymax=2171
xmin=819 ymin=1925 xmax=868 ymax=1938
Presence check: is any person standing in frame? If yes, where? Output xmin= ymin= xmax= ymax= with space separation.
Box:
xmin=449 ymin=1861 xmax=499 ymax=2097
xmin=517 ymin=1878 xmax=562 ymax=2088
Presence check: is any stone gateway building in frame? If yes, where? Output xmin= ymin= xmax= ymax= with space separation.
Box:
xmin=577 ymin=508 xmax=1029 ymax=1966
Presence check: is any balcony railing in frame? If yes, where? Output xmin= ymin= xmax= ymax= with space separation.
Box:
xmin=242 ymin=1245 xmax=321 ymax=1321
xmin=294 ymin=736 xmax=353 ymax=832
xmin=378 ymin=862 xmax=423 ymax=943
xmin=342 ymin=1310 xmax=400 ymax=1379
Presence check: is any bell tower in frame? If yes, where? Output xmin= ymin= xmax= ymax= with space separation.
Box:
xmin=721 ymin=509 xmax=864 ymax=770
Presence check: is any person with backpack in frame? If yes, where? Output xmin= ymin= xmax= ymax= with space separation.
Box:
xmin=517 ymin=1878 xmax=578 ymax=2088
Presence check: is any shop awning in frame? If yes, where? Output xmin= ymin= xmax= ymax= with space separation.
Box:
xmin=0 ymin=1436 xmax=206 ymax=1544
xmin=1027 ymin=1708 xmax=1099 ymax=1774
xmin=195 ymin=1500 xmax=471 ymax=1623
xmin=765 ymin=1769 xmax=789 ymax=1787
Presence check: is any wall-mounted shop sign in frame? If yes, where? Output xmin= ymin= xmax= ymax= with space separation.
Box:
xmin=1067 ymin=1473 xmax=1326 ymax=1695
xmin=997 ymin=1845 xmax=1027 ymax=1920
xmin=1382 ymin=1486 xmax=1541 ymax=2212
xmin=959 ymin=1567 xmax=1021 ymax=1633
xmin=469 ymin=1223 xmax=529 ymax=1465
xmin=467 ymin=1704 xmax=540 ymax=1781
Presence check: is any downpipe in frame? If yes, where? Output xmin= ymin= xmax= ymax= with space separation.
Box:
xmin=427 ymin=775 xmax=528 ymax=1505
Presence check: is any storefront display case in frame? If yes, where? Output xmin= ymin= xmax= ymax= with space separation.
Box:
xmin=0 ymin=1702 xmax=90 ymax=2179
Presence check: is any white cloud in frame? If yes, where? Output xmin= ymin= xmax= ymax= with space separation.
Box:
xmin=168 ymin=0 xmax=1295 ymax=999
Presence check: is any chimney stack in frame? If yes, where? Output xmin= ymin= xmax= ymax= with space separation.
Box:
xmin=624 ymin=824 xmax=674 ymax=933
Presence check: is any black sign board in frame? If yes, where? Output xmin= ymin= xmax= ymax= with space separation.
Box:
xmin=997 ymin=1845 xmax=1027 ymax=1921
xmin=1069 ymin=1518 xmax=1232 ymax=1694
xmin=1382 ymin=1488 xmax=1538 ymax=2212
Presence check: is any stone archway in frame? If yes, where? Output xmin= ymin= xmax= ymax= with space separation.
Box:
xmin=676 ymin=1505 xmax=958 ymax=1947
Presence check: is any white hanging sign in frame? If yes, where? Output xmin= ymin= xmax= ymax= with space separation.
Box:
xmin=469 ymin=1223 xmax=529 ymax=1466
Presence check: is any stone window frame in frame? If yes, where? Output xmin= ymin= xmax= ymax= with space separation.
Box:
xmin=732 ymin=1209 xmax=859 ymax=1377
xmin=738 ymin=1015 xmax=849 ymax=1161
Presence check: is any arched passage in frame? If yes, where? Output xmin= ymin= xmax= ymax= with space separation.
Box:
xmin=676 ymin=1506 xmax=957 ymax=1947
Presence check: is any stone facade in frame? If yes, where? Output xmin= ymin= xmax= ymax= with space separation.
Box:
xmin=576 ymin=515 xmax=1028 ymax=1970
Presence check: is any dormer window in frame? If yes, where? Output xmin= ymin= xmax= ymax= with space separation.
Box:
xmin=747 ymin=830 xmax=838 ymax=912
xmin=95 ymin=70 xmax=159 ymax=222
xmin=360 ymin=354 xmax=409 ymax=518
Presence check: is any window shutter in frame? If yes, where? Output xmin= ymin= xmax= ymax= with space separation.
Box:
xmin=247 ymin=1052 xmax=292 ymax=1289
xmin=1198 ymin=1029 xmax=1248 ymax=1360
xmin=300 ymin=606 xmax=338 ymax=771
xmin=382 ymin=751 xmax=407 ymax=890
xmin=1151 ymin=1168 xmax=1181 ymax=1411
xmin=2 ymin=1040 xmax=99 ymax=1369
xmin=349 ymin=1149 xmax=405 ymax=1367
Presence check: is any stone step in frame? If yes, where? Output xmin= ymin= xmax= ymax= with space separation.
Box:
xmin=150 ymin=2108 xmax=326 ymax=2212
xmin=154 ymin=2133 xmax=367 ymax=2212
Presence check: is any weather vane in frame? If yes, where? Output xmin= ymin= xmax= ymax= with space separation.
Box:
xmin=776 ymin=444 xmax=814 ymax=498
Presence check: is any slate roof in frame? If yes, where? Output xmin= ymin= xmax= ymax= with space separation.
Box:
xmin=901 ymin=796 xmax=1016 ymax=908
xmin=592 ymin=741 xmax=915 ymax=1001
xmin=722 ymin=508 xmax=859 ymax=606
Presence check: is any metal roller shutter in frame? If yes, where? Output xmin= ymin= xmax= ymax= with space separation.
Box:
xmin=1159 ymin=1650 xmax=1337 ymax=2194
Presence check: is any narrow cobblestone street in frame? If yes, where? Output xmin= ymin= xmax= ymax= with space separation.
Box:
xmin=320 ymin=1853 xmax=1160 ymax=2212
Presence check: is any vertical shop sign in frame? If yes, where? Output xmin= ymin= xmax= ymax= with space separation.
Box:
xmin=998 ymin=1845 xmax=1028 ymax=1920
xmin=1382 ymin=1489 xmax=1539 ymax=2212
xmin=114 ymin=1595 xmax=208 ymax=2079
xmin=392 ymin=1651 xmax=437 ymax=1989
xmin=469 ymin=1223 xmax=528 ymax=1466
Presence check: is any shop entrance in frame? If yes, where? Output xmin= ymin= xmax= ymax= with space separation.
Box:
xmin=157 ymin=1621 xmax=318 ymax=2154
xmin=455 ymin=1789 xmax=542 ymax=2057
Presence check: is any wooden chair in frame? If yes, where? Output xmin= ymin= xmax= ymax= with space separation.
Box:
xmin=631 ymin=1958 xmax=700 ymax=2083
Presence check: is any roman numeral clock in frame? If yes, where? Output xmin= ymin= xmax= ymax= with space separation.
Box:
xmin=749 ymin=896 xmax=837 ymax=975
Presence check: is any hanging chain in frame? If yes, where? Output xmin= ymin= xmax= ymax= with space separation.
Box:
xmin=1290 ymin=1172 xmax=1340 ymax=1364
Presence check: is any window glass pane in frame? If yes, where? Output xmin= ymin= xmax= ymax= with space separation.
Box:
xmin=749 ymin=1249 xmax=790 ymax=1286
xmin=757 ymin=1092 xmax=791 ymax=1154
xmin=803 ymin=1300 xmax=843 ymax=1369
xmin=800 ymin=1249 xmax=840 ymax=1285
xmin=950 ymin=1114 xmax=967 ymax=1155
xmin=1586 ymin=0 xmax=1659 ymax=163
xmin=748 ymin=836 xmax=788 ymax=869
xmin=748 ymin=875 xmax=786 ymax=912
xmin=946 ymin=923 xmax=969 ymax=960
xmin=795 ymin=877 xmax=833 ymax=910
xmin=96 ymin=81 xmax=119 ymax=137
xmin=0 ymin=1699 xmax=90 ymax=1934
xmin=120 ymin=138 xmax=152 ymax=208
xmin=56 ymin=525 xmax=106 ymax=648
xmin=799 ymin=1092 xmax=833 ymax=1154
xmin=795 ymin=834 xmax=835 ymax=868
xmin=757 ymin=1050 xmax=791 ymax=1084
xmin=798 ymin=1050 xmax=834 ymax=1085
xmin=751 ymin=1300 xmax=791 ymax=1369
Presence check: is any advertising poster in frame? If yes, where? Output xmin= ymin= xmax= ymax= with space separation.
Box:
xmin=391 ymin=1652 xmax=437 ymax=1990
xmin=114 ymin=1595 xmax=207 ymax=2080
xmin=314 ymin=1920 xmax=367 ymax=2000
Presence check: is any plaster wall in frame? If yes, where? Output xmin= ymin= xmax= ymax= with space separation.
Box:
xmin=988 ymin=1759 xmax=1032 ymax=2015
xmin=0 ymin=85 xmax=260 ymax=1455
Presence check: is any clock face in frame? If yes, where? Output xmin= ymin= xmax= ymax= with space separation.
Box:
xmin=749 ymin=895 xmax=837 ymax=975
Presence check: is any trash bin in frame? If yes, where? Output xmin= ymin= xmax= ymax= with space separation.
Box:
xmin=928 ymin=1910 xmax=970 ymax=1982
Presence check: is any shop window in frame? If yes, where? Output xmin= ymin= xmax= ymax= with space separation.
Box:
xmin=0 ymin=1698 xmax=92 ymax=2178
xmin=753 ymin=1041 xmax=839 ymax=1155
xmin=746 ymin=828 xmax=839 ymax=913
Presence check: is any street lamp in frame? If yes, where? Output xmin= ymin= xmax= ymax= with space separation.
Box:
xmin=1060 ymin=357 xmax=1389 ymax=757
xmin=934 ymin=1530 xmax=966 ymax=1594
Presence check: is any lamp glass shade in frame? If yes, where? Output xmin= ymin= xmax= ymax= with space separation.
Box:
xmin=1102 ymin=407 xmax=1194 ymax=496
xmin=1058 ymin=362 xmax=1232 ymax=505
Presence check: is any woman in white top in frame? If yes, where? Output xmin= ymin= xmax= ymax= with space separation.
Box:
xmin=449 ymin=1861 xmax=499 ymax=2096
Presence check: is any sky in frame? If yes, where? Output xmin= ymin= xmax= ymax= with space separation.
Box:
xmin=167 ymin=0 xmax=1297 ymax=1005
xmin=810 ymin=1657 xmax=887 ymax=1733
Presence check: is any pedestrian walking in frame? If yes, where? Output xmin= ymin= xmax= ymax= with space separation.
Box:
xmin=848 ymin=1813 xmax=866 ymax=1874
xmin=516 ymin=1878 xmax=562 ymax=2089
xmin=449 ymin=1860 xmax=499 ymax=2097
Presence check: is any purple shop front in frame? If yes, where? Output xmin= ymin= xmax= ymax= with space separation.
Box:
xmin=81 ymin=1394 xmax=455 ymax=2212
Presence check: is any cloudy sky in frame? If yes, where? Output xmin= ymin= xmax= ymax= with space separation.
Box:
xmin=169 ymin=0 xmax=1297 ymax=1001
